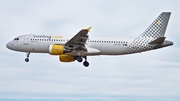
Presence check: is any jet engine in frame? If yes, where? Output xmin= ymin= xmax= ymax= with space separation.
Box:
xmin=49 ymin=45 xmax=65 ymax=55
xmin=59 ymin=54 xmax=75 ymax=62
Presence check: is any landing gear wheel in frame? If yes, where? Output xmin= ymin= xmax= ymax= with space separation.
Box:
xmin=77 ymin=57 xmax=83 ymax=62
xmin=25 ymin=58 xmax=29 ymax=62
xmin=83 ymin=61 xmax=89 ymax=67
xmin=25 ymin=52 xmax=30 ymax=62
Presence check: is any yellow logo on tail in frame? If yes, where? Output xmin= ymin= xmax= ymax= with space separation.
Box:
xmin=157 ymin=21 xmax=161 ymax=25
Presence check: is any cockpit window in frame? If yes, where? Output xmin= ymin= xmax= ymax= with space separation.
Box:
xmin=14 ymin=38 xmax=19 ymax=40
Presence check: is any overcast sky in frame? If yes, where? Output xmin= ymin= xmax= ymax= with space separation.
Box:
xmin=0 ymin=0 xmax=180 ymax=101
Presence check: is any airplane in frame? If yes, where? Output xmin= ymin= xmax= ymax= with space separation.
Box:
xmin=6 ymin=12 xmax=173 ymax=67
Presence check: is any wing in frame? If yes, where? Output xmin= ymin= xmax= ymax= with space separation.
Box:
xmin=64 ymin=27 xmax=91 ymax=52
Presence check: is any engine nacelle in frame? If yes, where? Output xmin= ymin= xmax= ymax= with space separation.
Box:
xmin=49 ymin=45 xmax=64 ymax=55
xmin=59 ymin=54 xmax=75 ymax=62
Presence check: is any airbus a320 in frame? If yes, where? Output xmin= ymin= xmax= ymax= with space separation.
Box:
xmin=6 ymin=12 xmax=173 ymax=67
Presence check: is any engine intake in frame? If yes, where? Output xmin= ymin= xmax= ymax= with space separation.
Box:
xmin=49 ymin=45 xmax=64 ymax=55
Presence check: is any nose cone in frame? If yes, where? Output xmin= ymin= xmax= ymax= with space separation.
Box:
xmin=6 ymin=41 xmax=14 ymax=50
xmin=6 ymin=42 xmax=11 ymax=49
xmin=6 ymin=41 xmax=19 ymax=51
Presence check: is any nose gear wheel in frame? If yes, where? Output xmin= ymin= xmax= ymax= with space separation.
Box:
xmin=25 ymin=52 xmax=30 ymax=62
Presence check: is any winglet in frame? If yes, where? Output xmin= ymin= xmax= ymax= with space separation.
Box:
xmin=86 ymin=27 xmax=92 ymax=32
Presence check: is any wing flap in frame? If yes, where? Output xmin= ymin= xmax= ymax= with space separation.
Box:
xmin=64 ymin=27 xmax=91 ymax=52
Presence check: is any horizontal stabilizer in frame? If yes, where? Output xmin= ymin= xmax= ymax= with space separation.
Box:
xmin=149 ymin=37 xmax=166 ymax=44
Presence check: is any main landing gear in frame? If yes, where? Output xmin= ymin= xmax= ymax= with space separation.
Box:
xmin=76 ymin=56 xmax=83 ymax=62
xmin=76 ymin=56 xmax=89 ymax=67
xmin=25 ymin=52 xmax=30 ymax=62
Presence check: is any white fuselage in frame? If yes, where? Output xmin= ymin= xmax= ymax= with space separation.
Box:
xmin=5 ymin=12 xmax=173 ymax=67
xmin=6 ymin=34 xmax=173 ymax=56
xmin=7 ymin=34 xmax=135 ymax=55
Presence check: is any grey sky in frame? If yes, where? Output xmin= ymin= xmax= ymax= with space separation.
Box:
xmin=0 ymin=0 xmax=180 ymax=101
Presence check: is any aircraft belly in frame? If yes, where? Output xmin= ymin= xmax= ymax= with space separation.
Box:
xmin=29 ymin=42 xmax=49 ymax=53
xmin=100 ymin=47 xmax=126 ymax=55
xmin=87 ymin=43 xmax=126 ymax=55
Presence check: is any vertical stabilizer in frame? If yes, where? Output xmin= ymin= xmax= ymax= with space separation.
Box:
xmin=123 ymin=12 xmax=171 ymax=54
xmin=139 ymin=12 xmax=171 ymax=38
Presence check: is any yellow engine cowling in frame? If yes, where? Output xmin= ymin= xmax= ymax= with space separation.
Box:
xmin=49 ymin=45 xmax=64 ymax=55
xmin=59 ymin=54 xmax=75 ymax=62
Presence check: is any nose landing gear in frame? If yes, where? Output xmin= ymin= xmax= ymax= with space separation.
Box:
xmin=25 ymin=52 xmax=30 ymax=62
